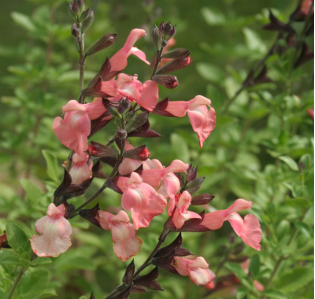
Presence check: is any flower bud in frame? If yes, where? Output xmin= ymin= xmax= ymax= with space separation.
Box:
xmin=118 ymin=98 xmax=131 ymax=115
xmin=123 ymin=145 xmax=150 ymax=161
xmin=156 ymin=55 xmax=193 ymax=75
xmin=158 ymin=21 xmax=176 ymax=39
xmin=81 ymin=9 xmax=94 ymax=33
xmin=152 ymin=75 xmax=178 ymax=89
xmin=85 ymin=33 xmax=117 ymax=57
xmin=71 ymin=0 xmax=80 ymax=16
xmin=88 ymin=141 xmax=118 ymax=157
xmin=80 ymin=8 xmax=90 ymax=22
xmin=116 ymin=129 xmax=128 ymax=139
xmin=68 ymin=3 xmax=77 ymax=19
xmin=71 ymin=23 xmax=80 ymax=38
xmin=76 ymin=0 xmax=85 ymax=11
xmin=152 ymin=25 xmax=162 ymax=52
xmin=163 ymin=48 xmax=190 ymax=59
xmin=186 ymin=164 xmax=198 ymax=182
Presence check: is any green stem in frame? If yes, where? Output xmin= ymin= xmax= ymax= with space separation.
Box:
xmin=221 ymin=87 xmax=243 ymax=114
xmin=6 ymin=267 xmax=27 ymax=299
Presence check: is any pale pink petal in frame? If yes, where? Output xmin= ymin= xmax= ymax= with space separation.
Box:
xmin=165 ymin=101 xmax=189 ymax=117
xmin=228 ymin=213 xmax=262 ymax=251
xmin=189 ymin=268 xmax=216 ymax=286
xmin=200 ymin=210 xmax=226 ymax=230
xmin=30 ymin=204 xmax=72 ymax=257
xmin=69 ymin=153 xmax=91 ymax=185
xmin=254 ymin=280 xmax=264 ymax=292
xmin=187 ymin=95 xmax=211 ymax=109
xmin=227 ymin=199 xmax=252 ymax=214
xmin=62 ymin=100 xmax=86 ymax=112
xmin=128 ymin=47 xmax=150 ymax=65
xmin=165 ymin=159 xmax=189 ymax=173
xmin=163 ymin=173 xmax=181 ymax=199
xmin=119 ymin=158 xmax=142 ymax=175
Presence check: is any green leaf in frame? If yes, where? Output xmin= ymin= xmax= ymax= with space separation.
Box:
xmin=274 ymin=267 xmax=314 ymax=292
xmin=249 ymin=254 xmax=260 ymax=276
xmin=20 ymin=179 xmax=43 ymax=204
xmin=42 ymin=150 xmax=59 ymax=181
xmin=170 ymin=133 xmax=189 ymax=162
xmin=236 ymin=287 xmax=248 ymax=299
xmin=11 ymin=12 xmax=36 ymax=32
xmin=196 ymin=63 xmax=225 ymax=82
xmin=242 ymin=27 xmax=266 ymax=52
xmin=295 ymin=221 xmax=314 ymax=239
xmin=30 ymin=257 xmax=52 ymax=267
xmin=279 ymin=156 xmax=299 ymax=171
xmin=201 ymin=7 xmax=226 ymax=25
xmin=285 ymin=197 xmax=312 ymax=208
xmin=0 ymin=249 xmax=30 ymax=266
xmin=262 ymin=289 xmax=288 ymax=299
xmin=6 ymin=223 xmax=31 ymax=256
xmin=225 ymin=262 xmax=246 ymax=278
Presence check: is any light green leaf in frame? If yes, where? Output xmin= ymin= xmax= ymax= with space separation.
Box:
xmin=201 ymin=7 xmax=226 ymax=25
xmin=274 ymin=267 xmax=314 ymax=292
xmin=295 ymin=221 xmax=314 ymax=239
xmin=20 ymin=179 xmax=43 ymax=204
xmin=57 ymin=70 xmax=96 ymax=82
xmin=285 ymin=197 xmax=312 ymax=208
xmin=279 ymin=156 xmax=299 ymax=171
xmin=196 ymin=63 xmax=224 ymax=82
xmin=171 ymin=133 xmax=189 ymax=162
xmin=42 ymin=150 xmax=59 ymax=181
xmin=242 ymin=27 xmax=266 ymax=52
xmin=11 ymin=12 xmax=36 ymax=32
xmin=225 ymin=262 xmax=246 ymax=278
xmin=30 ymin=257 xmax=52 ymax=267
xmin=262 ymin=289 xmax=288 ymax=299
xmin=0 ymin=249 xmax=30 ymax=266
xmin=6 ymin=223 xmax=31 ymax=256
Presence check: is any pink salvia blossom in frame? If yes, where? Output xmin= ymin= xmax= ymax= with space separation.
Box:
xmin=170 ymin=191 xmax=201 ymax=229
xmin=68 ymin=153 xmax=92 ymax=185
xmin=97 ymin=210 xmax=143 ymax=262
xmin=165 ymin=95 xmax=216 ymax=147
xmin=30 ymin=204 xmax=72 ymax=257
xmin=101 ymin=73 xmax=159 ymax=111
xmin=117 ymin=172 xmax=167 ymax=230
xmin=172 ymin=256 xmax=216 ymax=286
xmin=53 ymin=100 xmax=108 ymax=157
xmin=141 ymin=159 xmax=189 ymax=199
xmin=109 ymin=29 xmax=150 ymax=73
xmin=200 ymin=199 xmax=262 ymax=250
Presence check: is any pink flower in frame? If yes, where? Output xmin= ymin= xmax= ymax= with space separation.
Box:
xmin=164 ymin=95 xmax=216 ymax=147
xmin=109 ymin=29 xmax=150 ymax=73
xmin=68 ymin=153 xmax=92 ymax=185
xmin=97 ymin=210 xmax=143 ymax=262
xmin=117 ymin=172 xmax=167 ymax=230
xmin=141 ymin=159 xmax=188 ymax=199
xmin=101 ymin=73 xmax=159 ymax=112
xmin=301 ymin=0 xmax=314 ymax=15
xmin=118 ymin=140 xmax=142 ymax=175
xmin=170 ymin=191 xmax=201 ymax=229
xmin=53 ymin=100 xmax=107 ymax=157
xmin=172 ymin=256 xmax=216 ymax=286
xmin=30 ymin=204 xmax=72 ymax=257
xmin=307 ymin=108 xmax=314 ymax=120
xmin=200 ymin=199 xmax=262 ymax=251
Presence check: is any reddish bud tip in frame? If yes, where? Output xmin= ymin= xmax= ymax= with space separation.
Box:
xmin=138 ymin=148 xmax=151 ymax=159
xmin=88 ymin=144 xmax=98 ymax=155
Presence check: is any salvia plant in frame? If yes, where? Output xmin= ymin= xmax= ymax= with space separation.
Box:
xmin=0 ymin=0 xmax=313 ymax=298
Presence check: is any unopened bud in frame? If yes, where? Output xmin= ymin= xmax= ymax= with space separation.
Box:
xmin=159 ymin=21 xmax=165 ymax=32
xmin=71 ymin=0 xmax=80 ymax=16
xmin=164 ymin=21 xmax=172 ymax=33
xmin=161 ymin=39 xmax=168 ymax=48
xmin=76 ymin=0 xmax=85 ymax=11
xmin=85 ymin=33 xmax=117 ymax=56
xmin=71 ymin=23 xmax=80 ymax=38
xmin=156 ymin=55 xmax=193 ymax=75
xmin=186 ymin=164 xmax=198 ymax=182
xmin=80 ymin=8 xmax=90 ymax=22
xmin=107 ymin=104 xmax=122 ymax=119
xmin=116 ymin=129 xmax=128 ymax=139
xmin=152 ymin=24 xmax=162 ymax=52
xmin=123 ymin=145 xmax=150 ymax=161
xmin=87 ymin=144 xmax=98 ymax=155
xmin=118 ymin=98 xmax=131 ymax=115
xmin=68 ymin=3 xmax=76 ymax=19
xmin=152 ymin=75 xmax=178 ymax=89
xmin=163 ymin=48 xmax=190 ymax=59
xmin=81 ymin=9 xmax=94 ymax=33
xmin=158 ymin=21 xmax=176 ymax=39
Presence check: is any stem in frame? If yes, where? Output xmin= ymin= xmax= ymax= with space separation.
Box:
xmin=221 ymin=87 xmax=243 ymax=114
xmin=78 ymin=32 xmax=85 ymax=97
xmin=150 ymin=47 xmax=164 ymax=80
xmin=6 ymin=267 xmax=27 ymax=299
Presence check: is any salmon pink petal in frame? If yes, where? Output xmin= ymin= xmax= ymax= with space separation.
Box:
xmin=69 ymin=153 xmax=92 ymax=185
xmin=86 ymin=100 xmax=108 ymax=120
xmin=200 ymin=210 xmax=226 ymax=230
xmin=62 ymin=99 xmax=86 ymax=112
xmin=227 ymin=213 xmax=262 ymax=251
xmin=136 ymin=80 xmax=159 ymax=112
xmin=30 ymin=204 xmax=72 ymax=257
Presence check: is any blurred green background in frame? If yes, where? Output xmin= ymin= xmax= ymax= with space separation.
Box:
xmin=0 ymin=0 xmax=313 ymax=299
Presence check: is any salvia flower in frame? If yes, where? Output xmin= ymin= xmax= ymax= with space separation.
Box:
xmin=164 ymin=95 xmax=216 ymax=147
xmin=97 ymin=210 xmax=143 ymax=261
xmin=200 ymin=199 xmax=262 ymax=250
xmin=30 ymin=204 xmax=72 ymax=257
xmin=172 ymin=255 xmax=216 ymax=286
xmin=68 ymin=153 xmax=92 ymax=185
xmin=109 ymin=28 xmax=150 ymax=73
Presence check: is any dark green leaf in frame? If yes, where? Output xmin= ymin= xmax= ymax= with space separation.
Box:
xmin=249 ymin=254 xmax=260 ymax=277
xmin=6 ymin=222 xmax=31 ymax=256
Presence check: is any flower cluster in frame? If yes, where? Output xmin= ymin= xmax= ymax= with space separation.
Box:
xmin=30 ymin=17 xmax=262 ymax=294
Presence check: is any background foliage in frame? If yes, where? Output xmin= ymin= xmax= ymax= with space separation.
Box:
xmin=0 ymin=0 xmax=313 ymax=298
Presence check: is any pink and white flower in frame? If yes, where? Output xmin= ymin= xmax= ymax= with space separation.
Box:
xmin=30 ymin=204 xmax=72 ymax=257
xmin=172 ymin=256 xmax=216 ymax=286
xmin=68 ymin=153 xmax=92 ymax=185
xmin=97 ymin=210 xmax=143 ymax=262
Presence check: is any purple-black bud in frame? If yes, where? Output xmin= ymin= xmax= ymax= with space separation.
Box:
xmin=71 ymin=0 xmax=80 ymax=16
xmin=118 ymin=98 xmax=131 ymax=115
xmin=152 ymin=75 xmax=178 ymax=89
xmin=186 ymin=164 xmax=198 ymax=182
xmin=71 ymin=23 xmax=80 ymax=38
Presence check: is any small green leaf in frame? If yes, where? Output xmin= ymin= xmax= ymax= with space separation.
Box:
xmin=0 ymin=249 xmax=30 ymax=266
xmin=11 ymin=12 xmax=36 ymax=32
xmin=285 ymin=197 xmax=311 ymax=208
xmin=201 ymin=7 xmax=226 ymax=25
xmin=242 ymin=27 xmax=266 ymax=52
xmin=236 ymin=287 xmax=248 ymax=299
xmin=30 ymin=257 xmax=52 ymax=267
xmin=274 ymin=267 xmax=314 ymax=292
xmin=6 ymin=223 xmax=31 ymax=256
xmin=279 ymin=156 xmax=298 ymax=171
xmin=196 ymin=63 xmax=225 ymax=82
xmin=20 ymin=179 xmax=43 ymax=204
xmin=171 ymin=133 xmax=189 ymax=162
xmin=249 ymin=254 xmax=260 ymax=277
xmin=295 ymin=221 xmax=314 ymax=239
xmin=262 ymin=289 xmax=288 ymax=299
xmin=42 ymin=150 xmax=59 ymax=181
xmin=225 ymin=263 xmax=246 ymax=279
